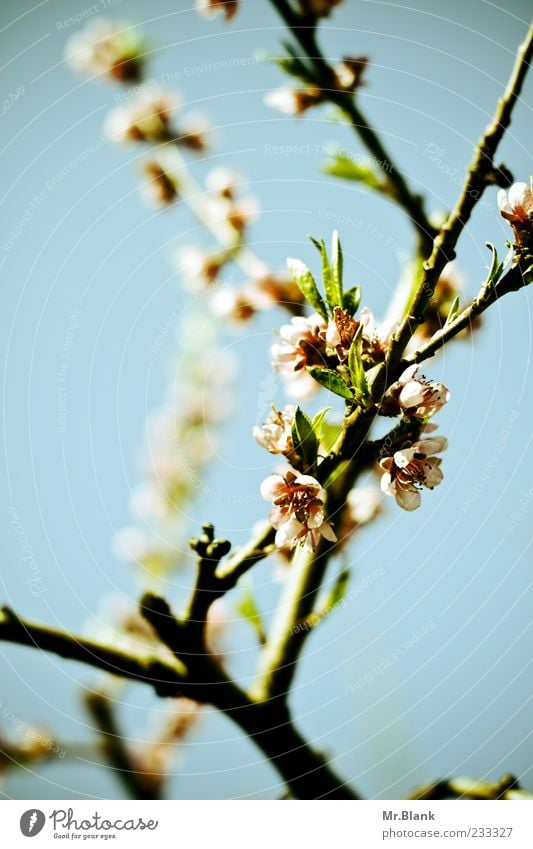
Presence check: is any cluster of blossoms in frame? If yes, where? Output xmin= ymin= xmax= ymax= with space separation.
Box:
xmin=260 ymin=469 xmax=336 ymax=551
xmin=379 ymin=364 xmax=450 ymax=510
xmin=265 ymin=55 xmax=368 ymax=117
xmin=65 ymin=19 xmax=144 ymax=82
xmin=272 ymin=305 xmax=387 ymax=399
xmin=104 ymin=88 xmax=210 ymax=151
xmin=498 ymin=180 xmax=533 ymax=256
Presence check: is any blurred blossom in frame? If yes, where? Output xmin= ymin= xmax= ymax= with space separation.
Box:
xmin=334 ymin=56 xmax=369 ymax=92
xmin=104 ymin=89 xmax=178 ymax=144
xmin=210 ymin=287 xmax=257 ymax=323
xmin=264 ymin=85 xmax=323 ymax=116
xmin=139 ymin=155 xmax=181 ymax=207
xmin=65 ymin=19 xmax=144 ymax=82
xmin=177 ymin=246 xmax=226 ymax=291
xmin=116 ymin=319 xmax=236 ymax=580
xmin=196 ymin=0 xmax=239 ymax=20
xmin=205 ymin=167 xmax=244 ymax=198
xmin=338 ymin=485 xmax=383 ymax=544
xmin=179 ymin=112 xmax=212 ymax=152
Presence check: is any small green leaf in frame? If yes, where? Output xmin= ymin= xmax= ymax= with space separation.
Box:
xmin=483 ymin=242 xmax=505 ymax=292
xmin=310 ymin=235 xmax=342 ymax=308
xmin=322 ymin=153 xmax=386 ymax=192
xmin=304 ymin=569 xmax=350 ymax=629
xmin=331 ymin=230 xmax=343 ymax=301
xmin=287 ymin=257 xmax=328 ymax=319
xmin=444 ymin=294 xmax=460 ymax=326
xmin=237 ymin=590 xmax=266 ymax=646
xmin=347 ymin=327 xmax=371 ymax=408
xmin=325 ymin=568 xmax=350 ymax=610
xmin=307 ymin=366 xmax=354 ymax=400
xmin=311 ymin=407 xmax=331 ymax=441
xmin=343 ymin=285 xmax=361 ymax=316
xmin=291 ymin=407 xmax=318 ymax=468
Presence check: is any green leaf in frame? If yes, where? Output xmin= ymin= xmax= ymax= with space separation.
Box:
xmin=331 ymin=230 xmax=343 ymax=301
xmin=291 ymin=407 xmax=318 ymax=468
xmin=483 ymin=242 xmax=505 ymax=293
xmin=343 ymin=285 xmax=361 ymax=316
xmin=237 ymin=590 xmax=266 ymax=645
xmin=286 ymin=257 xmax=328 ymax=319
xmin=310 ymin=235 xmax=342 ymax=309
xmin=325 ymin=568 xmax=350 ymax=610
xmin=307 ymin=366 xmax=354 ymax=400
xmin=347 ymin=327 xmax=371 ymax=408
xmin=311 ymin=407 xmax=331 ymax=441
xmin=322 ymin=153 xmax=385 ymax=192
xmin=444 ymin=294 xmax=460 ymax=326
xmin=305 ymin=569 xmax=350 ymax=629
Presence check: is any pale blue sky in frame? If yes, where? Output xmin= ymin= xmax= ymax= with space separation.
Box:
xmin=1 ymin=0 xmax=532 ymax=799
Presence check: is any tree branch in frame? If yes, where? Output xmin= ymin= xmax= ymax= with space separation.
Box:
xmin=268 ymin=0 xmax=435 ymax=253
xmin=386 ymin=19 xmax=533 ymax=368
xmin=403 ymin=263 xmax=528 ymax=367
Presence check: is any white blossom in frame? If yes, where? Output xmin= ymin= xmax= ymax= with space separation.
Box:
xmin=380 ymin=436 xmax=447 ymax=511
xmin=260 ymin=469 xmax=336 ymax=550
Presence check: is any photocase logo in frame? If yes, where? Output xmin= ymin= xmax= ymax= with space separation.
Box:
xmin=20 ymin=809 xmax=46 ymax=837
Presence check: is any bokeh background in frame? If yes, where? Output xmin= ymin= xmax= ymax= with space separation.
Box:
xmin=1 ymin=0 xmax=532 ymax=800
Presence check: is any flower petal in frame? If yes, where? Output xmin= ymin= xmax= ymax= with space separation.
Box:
xmin=396 ymin=486 xmax=421 ymax=511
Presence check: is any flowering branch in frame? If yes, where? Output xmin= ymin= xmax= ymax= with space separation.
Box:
xmin=267 ymin=0 xmax=435 ymax=253
xmin=404 ymin=262 xmax=528 ymax=367
xmin=386 ymin=19 xmax=533 ymax=369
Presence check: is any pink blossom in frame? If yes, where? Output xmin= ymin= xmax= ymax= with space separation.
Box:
xmin=260 ymin=469 xmax=336 ymax=550
xmin=498 ymin=181 xmax=533 ymax=225
xmin=253 ymin=405 xmax=296 ymax=454
xmin=380 ymin=436 xmax=447 ymax=511
xmin=396 ymin=364 xmax=450 ymax=420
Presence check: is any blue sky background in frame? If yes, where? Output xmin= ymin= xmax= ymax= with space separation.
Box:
xmin=1 ymin=0 xmax=532 ymax=800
